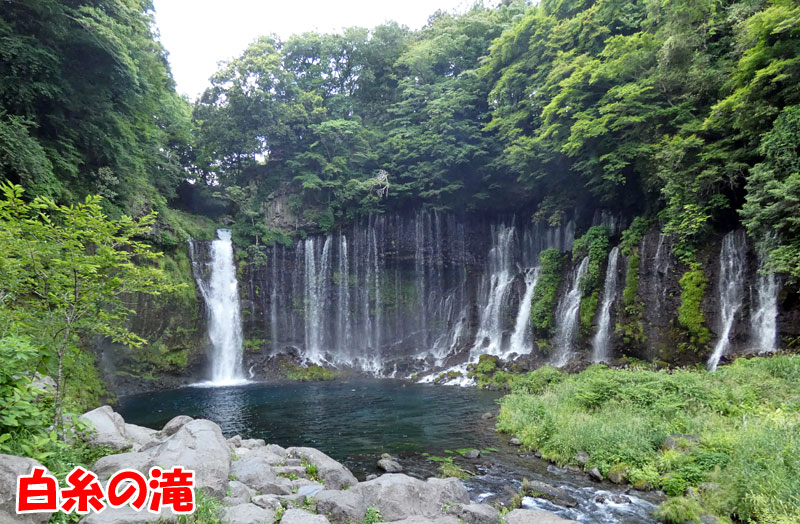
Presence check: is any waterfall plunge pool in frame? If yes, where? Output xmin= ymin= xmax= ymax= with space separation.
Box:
xmin=119 ymin=379 xmax=660 ymax=523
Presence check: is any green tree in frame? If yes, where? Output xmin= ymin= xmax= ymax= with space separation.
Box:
xmin=0 ymin=183 xmax=179 ymax=436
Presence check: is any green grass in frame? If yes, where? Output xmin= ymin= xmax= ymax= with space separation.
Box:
xmin=283 ymin=363 xmax=341 ymax=381
xmin=497 ymin=356 xmax=800 ymax=523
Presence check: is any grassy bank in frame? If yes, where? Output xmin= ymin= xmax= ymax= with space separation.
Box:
xmin=496 ymin=357 xmax=800 ymax=523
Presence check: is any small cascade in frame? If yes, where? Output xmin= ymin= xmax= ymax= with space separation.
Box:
xmin=750 ymin=267 xmax=779 ymax=353
xmin=553 ymin=257 xmax=590 ymax=367
xmin=471 ymin=224 xmax=518 ymax=356
xmin=708 ymin=231 xmax=747 ymax=371
xmin=190 ymin=229 xmax=246 ymax=385
xmin=508 ymin=267 xmax=540 ymax=356
xmin=592 ymin=246 xmax=620 ymax=363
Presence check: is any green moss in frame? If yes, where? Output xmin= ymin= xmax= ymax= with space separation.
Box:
xmin=678 ymin=265 xmax=712 ymax=348
xmin=243 ymin=339 xmax=265 ymax=353
xmin=580 ymin=290 xmax=600 ymax=336
xmin=283 ymin=363 xmax=340 ymax=381
xmin=530 ymin=249 xmax=566 ymax=338
xmin=615 ymin=254 xmax=647 ymax=345
xmin=438 ymin=461 xmax=471 ymax=480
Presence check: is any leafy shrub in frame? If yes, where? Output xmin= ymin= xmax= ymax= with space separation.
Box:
xmin=530 ymin=249 xmax=566 ymax=337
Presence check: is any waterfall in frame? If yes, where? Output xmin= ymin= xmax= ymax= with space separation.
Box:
xmin=254 ymin=211 xmax=575 ymax=376
xmin=508 ymin=267 xmax=540 ymax=355
xmin=304 ymin=236 xmax=332 ymax=363
xmin=751 ymin=268 xmax=779 ymax=353
xmin=190 ymin=229 xmax=246 ymax=385
xmin=471 ymin=224 xmax=517 ymax=356
xmin=553 ymin=257 xmax=590 ymax=367
xmin=707 ymin=231 xmax=747 ymax=371
xmin=592 ymin=246 xmax=620 ymax=363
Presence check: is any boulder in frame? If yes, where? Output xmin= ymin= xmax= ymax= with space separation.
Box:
xmin=79 ymin=406 xmax=132 ymax=451
xmin=240 ymin=439 xmax=266 ymax=450
xmin=588 ymin=467 xmax=603 ymax=481
xmin=94 ymin=419 xmax=231 ymax=497
xmin=294 ymin=480 xmax=325 ymax=497
xmin=287 ymin=447 xmax=357 ymax=490
xmin=510 ymin=437 xmax=522 ymax=446
xmin=160 ymin=415 xmax=194 ymax=437
xmin=230 ymin=456 xmax=291 ymax=495
xmin=247 ymin=447 xmax=285 ymax=466
xmin=314 ymin=489 xmax=367 ymax=524
xmin=521 ymin=480 xmax=577 ymax=508
xmin=275 ymin=465 xmax=307 ymax=478
xmin=281 ymin=508 xmax=331 ymax=524
xmin=351 ymin=474 xmax=469 ymax=521
xmin=221 ymin=503 xmax=276 ymax=524
xmin=504 ymin=509 xmax=581 ymax=524
xmin=391 ymin=517 xmax=461 ymax=524
xmin=222 ymin=480 xmax=255 ymax=506
xmin=79 ymin=506 xmax=178 ymax=523
xmin=123 ymin=423 xmax=157 ymax=450
xmin=377 ymin=458 xmax=403 ymax=473
xmin=574 ymin=451 xmax=589 ymax=466
xmin=447 ymin=503 xmax=500 ymax=524
xmin=463 ymin=449 xmax=481 ymax=460
xmin=265 ymin=444 xmax=288 ymax=456
xmin=0 ymin=454 xmax=53 ymax=524
xmin=251 ymin=494 xmax=282 ymax=511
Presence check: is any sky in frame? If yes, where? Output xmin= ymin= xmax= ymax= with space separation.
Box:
xmin=152 ymin=0 xmax=479 ymax=100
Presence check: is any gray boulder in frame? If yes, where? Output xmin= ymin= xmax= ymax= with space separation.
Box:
xmin=447 ymin=503 xmax=500 ymax=524
xmin=79 ymin=406 xmax=132 ymax=451
xmin=222 ymin=480 xmax=255 ymax=506
xmin=265 ymin=444 xmax=288 ymax=456
xmin=230 ymin=456 xmax=292 ymax=495
xmin=351 ymin=474 xmax=468 ymax=521
xmin=247 ymin=447 xmax=285 ymax=466
xmin=275 ymin=465 xmax=307 ymax=478
xmin=240 ymin=438 xmax=266 ymax=450
xmin=287 ymin=447 xmax=357 ymax=490
xmin=160 ymin=415 xmax=194 ymax=437
xmin=521 ymin=480 xmax=577 ymax=507
xmin=0 ymin=454 xmax=53 ymax=524
xmin=94 ymin=419 xmax=231 ymax=497
xmin=123 ymin=423 xmax=157 ymax=450
xmin=221 ymin=503 xmax=276 ymax=524
xmin=281 ymin=509 xmax=331 ymax=524
xmin=377 ymin=458 xmax=403 ymax=473
xmin=504 ymin=509 xmax=581 ymax=524
xmin=463 ymin=449 xmax=481 ymax=460
xmin=314 ymin=489 xmax=367 ymax=523
xmin=251 ymin=494 xmax=282 ymax=511
xmin=391 ymin=517 xmax=460 ymax=524
xmin=79 ymin=506 xmax=177 ymax=523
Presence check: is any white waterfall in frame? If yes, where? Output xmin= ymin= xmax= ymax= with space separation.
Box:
xmin=707 ymin=231 xmax=747 ymax=371
xmin=751 ymin=269 xmax=779 ymax=353
xmin=472 ymin=224 xmax=517 ymax=356
xmin=592 ymin=247 xmax=620 ymax=363
xmin=304 ymin=236 xmax=332 ymax=363
xmin=191 ymin=229 xmax=246 ymax=385
xmin=553 ymin=256 xmax=590 ymax=367
xmin=508 ymin=267 xmax=540 ymax=356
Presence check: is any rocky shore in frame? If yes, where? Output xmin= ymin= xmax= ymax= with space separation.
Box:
xmin=0 ymin=406 xmax=580 ymax=524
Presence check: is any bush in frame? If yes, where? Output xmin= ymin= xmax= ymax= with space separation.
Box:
xmin=497 ymin=356 xmax=800 ymax=522
xmin=530 ymin=249 xmax=566 ymax=338
xmin=678 ymin=266 xmax=712 ymax=348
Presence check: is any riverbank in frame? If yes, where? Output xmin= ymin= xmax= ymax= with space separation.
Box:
xmin=0 ymin=407 xmax=583 ymax=524
xmin=496 ymin=355 xmax=800 ymax=524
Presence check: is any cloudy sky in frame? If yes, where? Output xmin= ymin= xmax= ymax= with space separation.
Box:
xmin=152 ymin=0 xmax=479 ymax=100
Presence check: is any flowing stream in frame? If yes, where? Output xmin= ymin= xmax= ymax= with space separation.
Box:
xmin=190 ymin=229 xmax=246 ymax=385
xmin=592 ymin=247 xmax=620 ymax=363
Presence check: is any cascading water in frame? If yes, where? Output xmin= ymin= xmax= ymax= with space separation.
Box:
xmin=707 ymin=231 xmax=747 ymax=371
xmin=592 ymin=246 xmax=620 ymax=363
xmin=190 ymin=229 xmax=246 ymax=385
xmin=508 ymin=267 xmax=540 ymax=356
xmin=471 ymin=224 xmax=518 ymax=356
xmin=750 ymin=267 xmax=779 ymax=353
xmin=552 ymin=257 xmax=590 ymax=367
xmin=249 ymin=211 xmax=576 ymax=376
